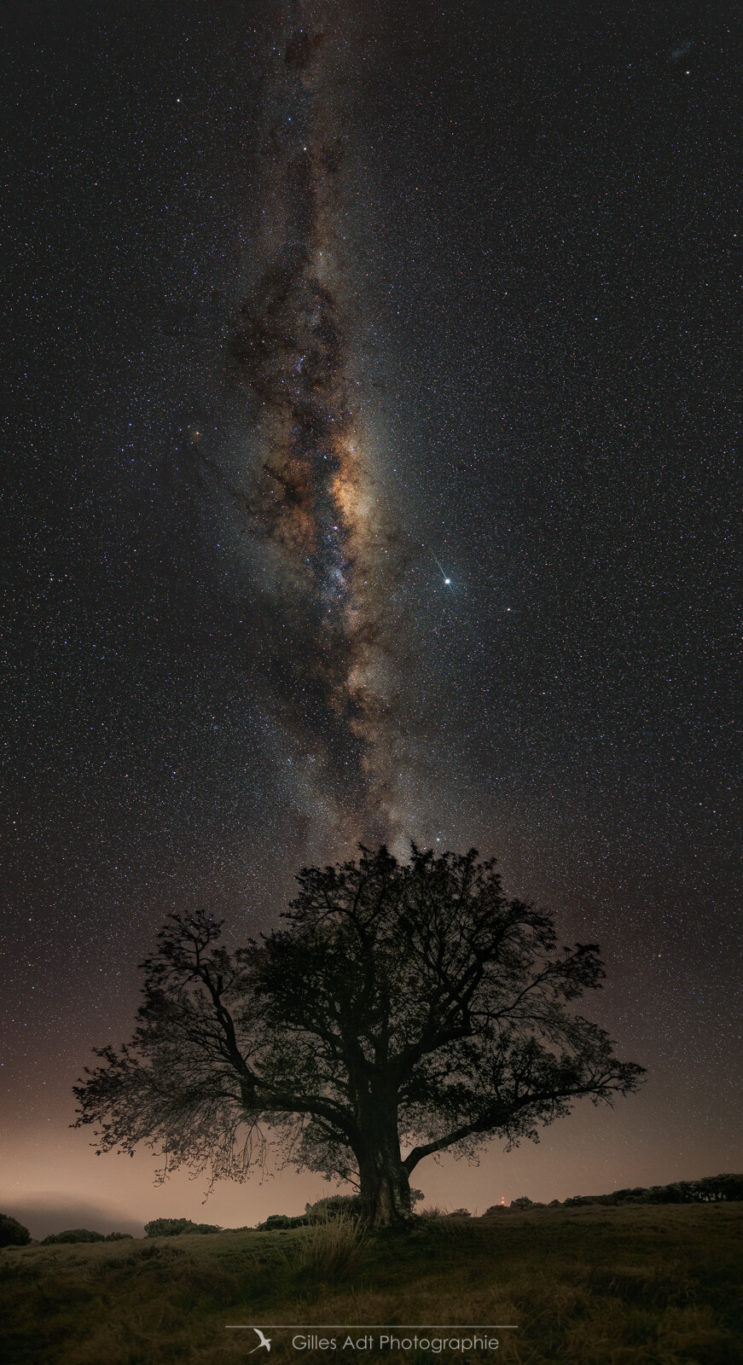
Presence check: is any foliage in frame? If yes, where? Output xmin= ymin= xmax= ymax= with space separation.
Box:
xmin=0 ymin=1213 xmax=31 ymax=1248
xmin=74 ymin=844 xmax=644 ymax=1227
xmin=41 ymin=1229 xmax=105 ymax=1244
xmin=305 ymin=1194 xmax=363 ymax=1221
xmin=257 ymin=1213 xmax=308 ymax=1230
xmin=143 ymin=1218 xmax=221 ymax=1238
xmin=257 ymin=1195 xmax=384 ymax=1230
xmin=563 ymin=1174 xmax=743 ymax=1207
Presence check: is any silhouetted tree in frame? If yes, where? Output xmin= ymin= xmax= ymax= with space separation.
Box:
xmin=698 ymin=1174 xmax=743 ymax=1202
xmin=0 ymin=1213 xmax=31 ymax=1247
xmin=74 ymin=846 xmax=645 ymax=1228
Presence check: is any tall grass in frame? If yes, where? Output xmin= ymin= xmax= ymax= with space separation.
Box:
xmin=0 ymin=1204 xmax=740 ymax=1363
xmin=291 ymin=1211 xmax=367 ymax=1279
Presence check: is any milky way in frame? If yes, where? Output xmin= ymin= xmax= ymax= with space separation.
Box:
xmin=216 ymin=0 xmax=405 ymax=843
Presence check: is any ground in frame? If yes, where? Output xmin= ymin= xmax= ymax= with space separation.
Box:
xmin=1 ymin=1204 xmax=740 ymax=1363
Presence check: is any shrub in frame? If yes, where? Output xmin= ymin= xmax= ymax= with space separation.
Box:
xmin=41 ymin=1229 xmax=105 ymax=1244
xmin=0 ymin=1213 xmax=31 ymax=1247
xmin=258 ymin=1213 xmax=308 ymax=1230
xmin=303 ymin=1190 xmax=421 ymax=1225
xmin=143 ymin=1218 xmax=221 ymax=1237
xmin=105 ymin=1232 xmax=133 ymax=1240
xmin=305 ymin=1195 xmax=362 ymax=1222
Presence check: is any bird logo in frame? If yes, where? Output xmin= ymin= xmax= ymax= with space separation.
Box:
xmin=247 ymin=1327 xmax=272 ymax=1353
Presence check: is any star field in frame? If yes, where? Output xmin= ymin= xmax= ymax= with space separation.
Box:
xmin=1 ymin=0 xmax=741 ymax=1232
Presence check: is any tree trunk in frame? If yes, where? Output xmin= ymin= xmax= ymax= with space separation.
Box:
xmin=356 ymin=1101 xmax=413 ymax=1228
xmin=358 ymin=1153 xmax=412 ymax=1227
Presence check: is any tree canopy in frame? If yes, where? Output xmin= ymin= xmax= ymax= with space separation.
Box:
xmin=74 ymin=845 xmax=645 ymax=1226
xmin=0 ymin=1213 xmax=31 ymax=1247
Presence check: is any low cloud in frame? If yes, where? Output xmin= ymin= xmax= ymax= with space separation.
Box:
xmin=1 ymin=1194 xmax=144 ymax=1241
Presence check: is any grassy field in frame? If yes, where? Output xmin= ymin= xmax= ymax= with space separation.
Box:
xmin=1 ymin=1204 xmax=741 ymax=1364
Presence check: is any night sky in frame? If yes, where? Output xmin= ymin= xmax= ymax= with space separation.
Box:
xmin=2 ymin=0 xmax=741 ymax=1238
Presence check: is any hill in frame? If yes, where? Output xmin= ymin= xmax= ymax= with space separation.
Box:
xmin=1 ymin=1204 xmax=741 ymax=1363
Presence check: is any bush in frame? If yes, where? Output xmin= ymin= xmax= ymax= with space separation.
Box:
xmin=257 ymin=1213 xmax=308 ymax=1230
xmin=41 ymin=1229 xmax=105 ymax=1244
xmin=305 ymin=1195 xmax=362 ymax=1222
xmin=143 ymin=1218 xmax=221 ymax=1238
xmin=105 ymin=1232 xmax=133 ymax=1241
xmin=0 ymin=1213 xmax=31 ymax=1247
xmin=303 ymin=1190 xmax=421 ymax=1224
